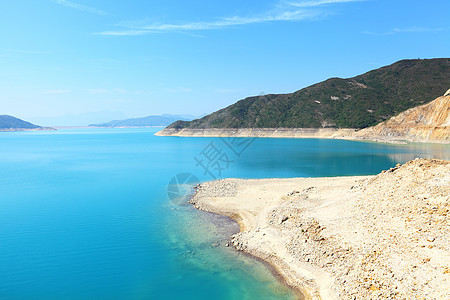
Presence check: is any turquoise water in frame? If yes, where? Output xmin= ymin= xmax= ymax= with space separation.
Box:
xmin=0 ymin=128 xmax=448 ymax=300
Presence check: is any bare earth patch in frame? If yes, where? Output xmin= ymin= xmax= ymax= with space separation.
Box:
xmin=191 ymin=159 xmax=450 ymax=299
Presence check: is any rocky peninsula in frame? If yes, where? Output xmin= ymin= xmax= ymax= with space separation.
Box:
xmin=190 ymin=159 xmax=450 ymax=299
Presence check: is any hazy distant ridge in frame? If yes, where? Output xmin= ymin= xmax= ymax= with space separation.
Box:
xmin=89 ymin=114 xmax=197 ymax=128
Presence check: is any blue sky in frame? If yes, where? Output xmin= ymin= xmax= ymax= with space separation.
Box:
xmin=1 ymin=0 xmax=449 ymax=125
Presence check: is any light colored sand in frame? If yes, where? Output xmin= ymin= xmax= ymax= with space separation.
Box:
xmin=191 ymin=159 xmax=450 ymax=299
xmin=155 ymin=127 xmax=436 ymax=144
xmin=155 ymin=127 xmax=360 ymax=140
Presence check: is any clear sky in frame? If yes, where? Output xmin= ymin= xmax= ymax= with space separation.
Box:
xmin=1 ymin=0 xmax=449 ymax=125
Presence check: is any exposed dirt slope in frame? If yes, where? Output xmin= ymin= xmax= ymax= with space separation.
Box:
xmin=352 ymin=93 xmax=449 ymax=142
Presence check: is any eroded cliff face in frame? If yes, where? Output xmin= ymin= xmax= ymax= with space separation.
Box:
xmin=355 ymin=92 xmax=450 ymax=142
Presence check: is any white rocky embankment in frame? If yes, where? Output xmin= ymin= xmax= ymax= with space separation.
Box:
xmin=191 ymin=159 xmax=450 ymax=299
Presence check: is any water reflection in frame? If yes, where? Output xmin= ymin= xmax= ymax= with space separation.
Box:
xmin=231 ymin=139 xmax=449 ymax=179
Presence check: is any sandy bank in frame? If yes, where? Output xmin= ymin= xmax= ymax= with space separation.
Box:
xmin=190 ymin=159 xmax=450 ymax=299
xmin=156 ymin=127 xmax=357 ymax=139
xmin=156 ymin=127 xmax=450 ymax=144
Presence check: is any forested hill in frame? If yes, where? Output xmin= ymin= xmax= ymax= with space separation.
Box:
xmin=167 ymin=58 xmax=450 ymax=130
xmin=0 ymin=115 xmax=42 ymax=130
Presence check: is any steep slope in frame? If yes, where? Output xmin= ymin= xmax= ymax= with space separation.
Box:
xmin=0 ymin=115 xmax=53 ymax=131
xmin=355 ymin=90 xmax=450 ymax=142
xmin=161 ymin=58 xmax=450 ymax=132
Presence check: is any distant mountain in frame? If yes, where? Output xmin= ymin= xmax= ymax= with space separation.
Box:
xmin=162 ymin=58 xmax=450 ymax=131
xmin=89 ymin=114 xmax=197 ymax=128
xmin=30 ymin=110 xmax=128 ymax=127
xmin=0 ymin=115 xmax=54 ymax=131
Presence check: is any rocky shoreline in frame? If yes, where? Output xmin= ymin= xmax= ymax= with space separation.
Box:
xmin=155 ymin=127 xmax=449 ymax=144
xmin=156 ymin=127 xmax=357 ymax=139
xmin=190 ymin=159 xmax=450 ymax=299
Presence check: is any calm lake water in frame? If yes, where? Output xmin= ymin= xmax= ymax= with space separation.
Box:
xmin=0 ymin=128 xmax=448 ymax=300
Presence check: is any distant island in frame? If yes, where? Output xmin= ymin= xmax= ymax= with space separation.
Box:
xmin=89 ymin=114 xmax=197 ymax=128
xmin=157 ymin=58 xmax=450 ymax=143
xmin=0 ymin=115 xmax=55 ymax=132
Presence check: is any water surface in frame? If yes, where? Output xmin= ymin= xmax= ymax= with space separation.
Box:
xmin=0 ymin=128 xmax=447 ymax=299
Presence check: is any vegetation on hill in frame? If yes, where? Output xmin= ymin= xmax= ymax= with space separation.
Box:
xmin=168 ymin=58 xmax=450 ymax=129
xmin=0 ymin=115 xmax=41 ymax=130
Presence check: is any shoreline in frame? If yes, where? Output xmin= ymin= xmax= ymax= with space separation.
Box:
xmin=183 ymin=202 xmax=305 ymax=298
xmin=197 ymin=197 xmax=307 ymax=299
xmin=156 ymin=93 xmax=449 ymax=144
xmin=191 ymin=203 xmax=307 ymax=300
xmin=238 ymin=244 xmax=306 ymax=300
xmin=0 ymin=127 xmax=56 ymax=132
xmin=156 ymin=128 xmax=449 ymax=145
xmin=190 ymin=177 xmax=352 ymax=299
xmin=190 ymin=159 xmax=450 ymax=299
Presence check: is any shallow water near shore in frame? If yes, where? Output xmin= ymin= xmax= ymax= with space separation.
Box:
xmin=0 ymin=128 xmax=448 ymax=299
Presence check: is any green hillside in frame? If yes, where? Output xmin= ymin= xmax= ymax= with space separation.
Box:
xmin=168 ymin=58 xmax=450 ymax=130
xmin=0 ymin=115 xmax=41 ymax=130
